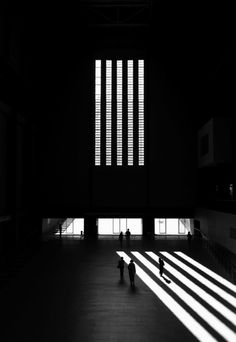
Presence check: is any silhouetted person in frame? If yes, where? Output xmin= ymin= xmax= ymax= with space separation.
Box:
xmin=128 ymin=259 xmax=136 ymax=287
xmin=187 ymin=231 xmax=192 ymax=248
xmin=119 ymin=231 xmax=123 ymax=248
xmin=117 ymin=257 xmax=125 ymax=281
xmin=125 ymin=229 xmax=131 ymax=247
xmin=59 ymin=223 xmax=62 ymax=240
xmin=159 ymin=257 xmax=165 ymax=277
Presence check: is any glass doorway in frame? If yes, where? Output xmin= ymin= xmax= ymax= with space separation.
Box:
xmin=155 ymin=218 xmax=189 ymax=235
xmin=55 ymin=218 xmax=84 ymax=235
xmin=98 ymin=218 xmax=142 ymax=235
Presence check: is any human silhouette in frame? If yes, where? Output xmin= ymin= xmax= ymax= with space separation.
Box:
xmin=187 ymin=231 xmax=192 ymax=249
xmin=159 ymin=257 xmax=165 ymax=277
xmin=125 ymin=228 xmax=131 ymax=247
xmin=117 ymin=257 xmax=125 ymax=281
xmin=128 ymin=259 xmax=136 ymax=287
xmin=119 ymin=231 xmax=123 ymax=248
xmin=59 ymin=223 xmax=62 ymax=240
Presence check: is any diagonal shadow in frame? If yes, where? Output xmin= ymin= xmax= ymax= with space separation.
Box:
xmin=174 ymin=251 xmax=236 ymax=296
xmin=150 ymin=251 xmax=236 ymax=329
xmin=116 ymin=251 xmax=218 ymax=342
xmin=133 ymin=251 xmax=236 ymax=342
xmin=161 ymin=251 xmax=236 ymax=311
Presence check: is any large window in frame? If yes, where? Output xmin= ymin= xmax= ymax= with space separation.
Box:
xmin=98 ymin=218 xmax=142 ymax=235
xmin=95 ymin=59 xmax=145 ymax=166
xmin=154 ymin=219 xmax=189 ymax=235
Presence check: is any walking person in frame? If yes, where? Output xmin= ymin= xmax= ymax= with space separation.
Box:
xmin=117 ymin=257 xmax=125 ymax=281
xmin=125 ymin=228 xmax=131 ymax=248
xmin=159 ymin=257 xmax=165 ymax=277
xmin=119 ymin=231 xmax=123 ymax=248
xmin=128 ymin=259 xmax=136 ymax=287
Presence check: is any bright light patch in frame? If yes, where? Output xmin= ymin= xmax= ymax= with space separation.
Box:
xmin=117 ymin=251 xmax=217 ymax=342
xmin=175 ymin=252 xmax=236 ymax=294
xmin=133 ymin=252 xmax=236 ymax=341
xmin=160 ymin=252 xmax=236 ymax=308
xmin=98 ymin=218 xmax=142 ymax=235
xmin=146 ymin=252 xmax=236 ymax=328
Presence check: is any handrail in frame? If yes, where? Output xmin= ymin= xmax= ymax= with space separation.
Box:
xmin=61 ymin=218 xmax=74 ymax=231
xmin=199 ymin=231 xmax=236 ymax=284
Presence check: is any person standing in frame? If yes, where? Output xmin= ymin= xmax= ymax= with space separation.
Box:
xmin=125 ymin=228 xmax=131 ymax=247
xmin=159 ymin=257 xmax=165 ymax=277
xmin=119 ymin=231 xmax=123 ymax=248
xmin=59 ymin=222 xmax=62 ymax=240
xmin=187 ymin=231 xmax=192 ymax=249
xmin=128 ymin=259 xmax=136 ymax=287
xmin=117 ymin=257 xmax=125 ymax=281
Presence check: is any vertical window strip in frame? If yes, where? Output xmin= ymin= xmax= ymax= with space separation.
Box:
xmin=106 ymin=60 xmax=112 ymax=165
xmin=117 ymin=60 xmax=123 ymax=165
xmin=95 ymin=59 xmax=144 ymax=167
xmin=95 ymin=60 xmax=101 ymax=166
xmin=127 ymin=60 xmax=133 ymax=166
xmin=138 ymin=59 xmax=144 ymax=165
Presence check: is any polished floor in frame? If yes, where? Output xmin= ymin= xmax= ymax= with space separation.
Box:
xmin=0 ymin=236 xmax=235 ymax=342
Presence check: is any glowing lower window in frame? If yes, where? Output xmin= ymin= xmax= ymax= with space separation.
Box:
xmin=154 ymin=218 xmax=189 ymax=235
xmin=56 ymin=218 xmax=84 ymax=235
xmin=98 ymin=218 xmax=142 ymax=235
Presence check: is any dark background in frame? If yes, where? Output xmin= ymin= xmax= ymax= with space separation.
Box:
xmin=0 ymin=2 xmax=235 ymax=249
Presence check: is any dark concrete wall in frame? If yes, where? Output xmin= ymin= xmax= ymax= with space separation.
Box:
xmin=36 ymin=49 xmax=197 ymax=213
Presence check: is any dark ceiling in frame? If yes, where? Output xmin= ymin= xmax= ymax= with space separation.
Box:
xmin=1 ymin=2 xmax=235 ymax=127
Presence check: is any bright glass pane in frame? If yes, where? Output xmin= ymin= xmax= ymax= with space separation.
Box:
xmin=95 ymin=60 xmax=101 ymax=165
xmin=154 ymin=219 xmax=166 ymax=234
xmin=73 ymin=219 xmax=84 ymax=234
xmin=113 ymin=218 xmax=120 ymax=234
xmin=95 ymin=59 xmax=144 ymax=166
xmin=127 ymin=218 xmax=142 ymax=234
xmin=179 ymin=219 xmax=187 ymax=234
xmin=117 ymin=60 xmax=123 ymax=165
xmin=138 ymin=59 xmax=144 ymax=165
xmin=98 ymin=218 xmax=142 ymax=235
xmin=155 ymin=219 xmax=189 ymax=235
xmin=127 ymin=60 xmax=133 ymax=166
xmin=106 ymin=60 xmax=112 ymax=165
xmin=98 ymin=219 xmax=113 ymax=234
xmin=166 ymin=219 xmax=179 ymax=234
xmin=120 ymin=218 xmax=127 ymax=232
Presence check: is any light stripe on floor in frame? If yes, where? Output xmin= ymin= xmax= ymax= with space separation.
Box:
xmin=132 ymin=251 xmax=236 ymax=342
xmin=117 ymin=251 xmax=217 ymax=342
xmin=146 ymin=251 xmax=236 ymax=327
xmin=159 ymin=252 xmax=236 ymax=309
xmin=174 ymin=252 xmax=236 ymax=293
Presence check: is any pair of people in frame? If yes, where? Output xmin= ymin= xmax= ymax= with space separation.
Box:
xmin=117 ymin=257 xmax=136 ymax=287
xmin=118 ymin=229 xmax=131 ymax=248
xmin=117 ymin=256 xmax=165 ymax=286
